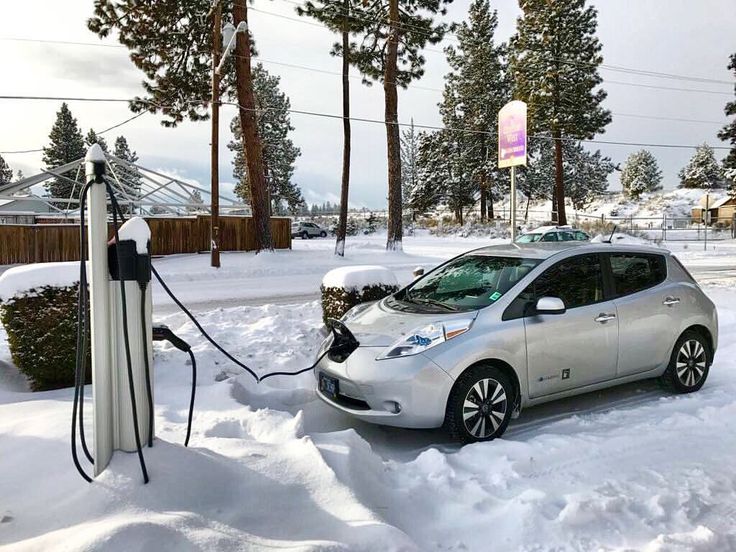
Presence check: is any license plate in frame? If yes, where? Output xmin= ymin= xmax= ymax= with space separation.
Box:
xmin=319 ymin=373 xmax=339 ymax=399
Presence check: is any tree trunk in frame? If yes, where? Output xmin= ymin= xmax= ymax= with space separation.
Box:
xmin=488 ymin=190 xmax=494 ymax=219
xmin=479 ymin=177 xmax=487 ymax=223
xmin=553 ymin=131 xmax=567 ymax=225
xmin=384 ymin=0 xmax=403 ymax=251
xmin=233 ymin=2 xmax=272 ymax=252
xmin=335 ymin=3 xmax=351 ymax=257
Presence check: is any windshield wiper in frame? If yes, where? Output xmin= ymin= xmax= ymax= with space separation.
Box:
xmin=407 ymin=297 xmax=459 ymax=311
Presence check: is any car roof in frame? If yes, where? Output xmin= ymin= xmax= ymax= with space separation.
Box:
xmin=523 ymin=225 xmax=578 ymax=234
xmin=466 ymin=241 xmax=669 ymax=260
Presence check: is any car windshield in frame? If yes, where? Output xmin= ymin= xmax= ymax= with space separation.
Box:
xmin=515 ymin=233 xmax=542 ymax=243
xmin=394 ymin=255 xmax=541 ymax=312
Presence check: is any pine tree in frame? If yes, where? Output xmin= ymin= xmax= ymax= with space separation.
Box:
xmin=351 ymin=0 xmax=453 ymax=250
xmin=16 ymin=170 xmax=25 ymax=182
xmin=620 ymin=150 xmax=662 ymax=199
xmin=42 ymin=103 xmax=86 ymax=203
xmin=400 ymin=119 xmax=420 ymax=218
xmin=445 ymin=0 xmax=509 ymax=220
xmin=297 ymin=0 xmax=365 ymax=256
xmin=112 ymin=136 xmax=143 ymax=211
xmin=678 ymin=144 xmax=724 ymax=189
xmin=510 ymin=0 xmax=611 ymax=225
xmin=718 ymin=53 xmax=736 ymax=173
xmin=0 ymin=154 xmax=12 ymax=186
xmin=187 ymin=189 xmax=205 ymax=212
xmin=228 ymin=64 xmax=304 ymax=216
xmin=89 ymin=0 xmax=273 ymax=252
xmin=85 ymin=129 xmax=109 ymax=152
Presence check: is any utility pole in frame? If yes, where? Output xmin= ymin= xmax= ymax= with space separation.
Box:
xmin=210 ymin=2 xmax=222 ymax=268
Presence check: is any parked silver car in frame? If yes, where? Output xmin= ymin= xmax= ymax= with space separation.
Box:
xmin=292 ymin=221 xmax=328 ymax=239
xmin=515 ymin=225 xmax=590 ymax=243
xmin=315 ymin=242 xmax=718 ymax=443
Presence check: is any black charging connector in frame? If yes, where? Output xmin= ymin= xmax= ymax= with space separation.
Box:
xmin=153 ymin=325 xmax=191 ymax=352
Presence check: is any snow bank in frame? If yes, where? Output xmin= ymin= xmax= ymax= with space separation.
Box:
xmin=117 ymin=216 xmax=150 ymax=255
xmin=322 ymin=265 xmax=398 ymax=290
xmin=0 ymin=261 xmax=81 ymax=301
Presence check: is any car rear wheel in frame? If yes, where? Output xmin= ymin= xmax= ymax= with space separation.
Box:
xmin=320 ymin=231 xmax=327 ymax=237
xmin=661 ymin=330 xmax=711 ymax=393
xmin=445 ymin=365 xmax=514 ymax=444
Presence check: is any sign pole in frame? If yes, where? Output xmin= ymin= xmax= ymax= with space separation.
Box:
xmin=498 ymin=100 xmax=527 ymax=243
xmin=510 ymin=166 xmax=517 ymax=241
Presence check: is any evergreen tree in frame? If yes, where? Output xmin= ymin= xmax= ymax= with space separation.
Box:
xmin=42 ymin=103 xmax=86 ymax=203
xmin=297 ymin=0 xmax=365 ymax=256
xmin=111 ymin=136 xmax=142 ymax=210
xmin=16 ymin=170 xmax=25 ymax=182
xmin=187 ymin=189 xmax=205 ymax=212
xmin=413 ymin=130 xmax=449 ymax=215
xmin=351 ymin=0 xmax=453 ymax=250
xmin=85 ymin=129 xmax=109 ymax=152
xmin=445 ymin=0 xmax=509 ymax=220
xmin=620 ymin=150 xmax=662 ymax=199
xmin=89 ymin=0 xmax=273 ymax=252
xmin=228 ymin=64 xmax=304 ymax=215
xmin=718 ymin=53 xmax=736 ymax=173
xmin=0 ymin=154 xmax=12 ymax=186
xmin=510 ymin=0 xmax=611 ymax=225
xmin=400 ymin=119 xmax=420 ymax=218
xmin=678 ymin=144 xmax=724 ymax=189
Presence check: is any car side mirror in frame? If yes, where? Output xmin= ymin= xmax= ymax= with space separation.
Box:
xmin=535 ymin=296 xmax=566 ymax=315
xmin=412 ymin=266 xmax=425 ymax=279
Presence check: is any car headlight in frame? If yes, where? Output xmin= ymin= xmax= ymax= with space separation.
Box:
xmin=376 ymin=318 xmax=474 ymax=360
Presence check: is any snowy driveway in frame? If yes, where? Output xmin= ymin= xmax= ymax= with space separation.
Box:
xmin=2 ymin=236 xmax=736 ymax=551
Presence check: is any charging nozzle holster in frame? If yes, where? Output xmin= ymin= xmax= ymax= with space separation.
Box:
xmin=108 ymin=239 xmax=151 ymax=286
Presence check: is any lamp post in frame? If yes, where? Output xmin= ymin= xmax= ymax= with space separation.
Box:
xmin=210 ymin=10 xmax=248 ymax=268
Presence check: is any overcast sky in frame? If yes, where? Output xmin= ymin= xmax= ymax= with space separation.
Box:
xmin=1 ymin=0 xmax=734 ymax=208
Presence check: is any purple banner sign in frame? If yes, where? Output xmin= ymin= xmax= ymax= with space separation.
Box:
xmin=498 ymin=100 xmax=527 ymax=168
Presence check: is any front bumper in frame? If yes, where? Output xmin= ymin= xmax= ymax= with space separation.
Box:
xmin=314 ymin=346 xmax=454 ymax=428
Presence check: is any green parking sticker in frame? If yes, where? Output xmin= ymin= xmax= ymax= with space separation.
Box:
xmin=489 ymin=291 xmax=502 ymax=301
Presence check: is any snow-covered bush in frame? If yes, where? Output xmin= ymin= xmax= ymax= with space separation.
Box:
xmin=0 ymin=263 xmax=88 ymax=391
xmin=320 ymin=266 xmax=399 ymax=324
xmin=428 ymin=220 xmax=510 ymax=239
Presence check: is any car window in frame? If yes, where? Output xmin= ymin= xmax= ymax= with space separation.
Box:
xmin=574 ymin=231 xmax=589 ymax=241
xmin=609 ymin=253 xmax=667 ymax=296
xmin=558 ymin=231 xmax=575 ymax=241
xmin=503 ymin=254 xmax=604 ymax=319
xmin=515 ymin=233 xmax=541 ymax=243
xmin=394 ymin=255 xmax=541 ymax=312
xmin=541 ymin=232 xmax=558 ymax=242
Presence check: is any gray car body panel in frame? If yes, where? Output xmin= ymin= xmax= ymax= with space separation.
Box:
xmin=314 ymin=242 xmax=719 ymax=427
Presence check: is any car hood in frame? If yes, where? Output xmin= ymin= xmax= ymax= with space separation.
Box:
xmin=342 ymin=299 xmax=477 ymax=347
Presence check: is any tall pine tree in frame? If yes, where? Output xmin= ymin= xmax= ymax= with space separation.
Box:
xmin=228 ymin=64 xmax=304 ymax=215
xmin=620 ymin=150 xmax=662 ymax=199
xmin=112 ymin=135 xmax=143 ymax=212
xmin=718 ymin=53 xmax=736 ymax=196
xmin=445 ymin=0 xmax=509 ymax=220
xmin=85 ymin=129 xmax=109 ymax=152
xmin=297 ymin=0 xmax=365 ymax=256
xmin=89 ymin=0 xmax=273 ymax=252
xmin=400 ymin=119 xmax=420 ymax=218
xmin=0 ymin=154 xmax=12 ymax=186
xmin=678 ymin=143 xmax=723 ymax=189
xmin=42 ymin=103 xmax=86 ymax=203
xmin=510 ymin=0 xmax=610 ymax=225
xmin=351 ymin=0 xmax=453 ymax=250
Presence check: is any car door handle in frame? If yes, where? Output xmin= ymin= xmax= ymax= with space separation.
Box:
xmin=595 ymin=313 xmax=616 ymax=323
xmin=663 ymin=297 xmax=680 ymax=306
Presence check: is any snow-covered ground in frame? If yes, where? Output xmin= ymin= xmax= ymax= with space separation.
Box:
xmin=2 ymin=234 xmax=736 ymax=551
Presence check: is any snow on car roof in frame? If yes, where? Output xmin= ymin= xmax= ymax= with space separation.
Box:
xmin=468 ymin=241 xmax=668 ymax=260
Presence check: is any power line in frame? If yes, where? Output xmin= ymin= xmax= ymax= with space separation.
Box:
xmin=1 ymin=95 xmax=731 ymax=155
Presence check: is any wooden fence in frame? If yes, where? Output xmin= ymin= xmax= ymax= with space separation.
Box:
xmin=0 ymin=216 xmax=291 ymax=265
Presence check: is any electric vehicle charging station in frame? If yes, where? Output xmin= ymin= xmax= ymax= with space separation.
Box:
xmin=84 ymin=144 xmax=153 ymax=478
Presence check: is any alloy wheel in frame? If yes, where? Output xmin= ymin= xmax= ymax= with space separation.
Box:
xmin=462 ymin=378 xmax=507 ymax=439
xmin=676 ymin=339 xmax=707 ymax=387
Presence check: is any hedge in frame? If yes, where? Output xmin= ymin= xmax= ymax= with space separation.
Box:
xmin=0 ymin=285 xmax=90 ymax=391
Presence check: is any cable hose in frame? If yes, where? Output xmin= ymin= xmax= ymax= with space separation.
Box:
xmin=185 ymin=350 xmax=196 ymax=447
xmin=107 ymin=185 xmax=149 ymax=484
xmin=71 ymin=181 xmax=94 ymax=483
xmin=140 ymin=284 xmax=155 ymax=448
xmin=77 ymin=186 xmax=93 ymax=465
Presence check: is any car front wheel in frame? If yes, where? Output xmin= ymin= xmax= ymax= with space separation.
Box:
xmin=301 ymin=231 xmax=309 ymax=240
xmin=320 ymin=231 xmax=327 ymax=237
xmin=445 ymin=365 xmax=514 ymax=444
xmin=661 ymin=330 xmax=711 ymax=393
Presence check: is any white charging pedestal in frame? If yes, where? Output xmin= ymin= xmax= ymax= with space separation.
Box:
xmin=85 ymin=144 xmax=153 ymax=477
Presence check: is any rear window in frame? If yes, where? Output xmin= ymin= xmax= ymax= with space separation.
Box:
xmin=610 ymin=253 xmax=667 ymax=296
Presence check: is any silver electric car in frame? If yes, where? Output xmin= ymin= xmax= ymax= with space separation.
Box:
xmin=314 ymin=242 xmax=718 ymax=443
